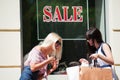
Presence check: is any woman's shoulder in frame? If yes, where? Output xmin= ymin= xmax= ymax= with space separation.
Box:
xmin=102 ymin=42 xmax=110 ymax=46
xmin=102 ymin=42 xmax=111 ymax=50
xmin=28 ymin=46 xmax=41 ymax=54
xmin=34 ymin=45 xmax=41 ymax=50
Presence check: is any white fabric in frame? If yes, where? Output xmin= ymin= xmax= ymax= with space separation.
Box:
xmin=97 ymin=43 xmax=109 ymax=66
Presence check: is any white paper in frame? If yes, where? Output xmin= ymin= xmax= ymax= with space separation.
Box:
xmin=66 ymin=66 xmax=80 ymax=80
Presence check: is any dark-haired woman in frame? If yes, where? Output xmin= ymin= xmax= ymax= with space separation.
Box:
xmin=79 ymin=27 xmax=116 ymax=79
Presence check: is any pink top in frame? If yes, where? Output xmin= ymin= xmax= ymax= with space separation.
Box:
xmin=24 ymin=47 xmax=47 ymax=77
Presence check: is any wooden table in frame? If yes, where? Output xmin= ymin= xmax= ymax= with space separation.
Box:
xmin=79 ymin=67 xmax=113 ymax=80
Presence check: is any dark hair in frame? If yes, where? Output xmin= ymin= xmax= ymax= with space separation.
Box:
xmin=56 ymin=40 xmax=61 ymax=46
xmin=86 ymin=27 xmax=103 ymax=43
xmin=86 ymin=27 xmax=104 ymax=54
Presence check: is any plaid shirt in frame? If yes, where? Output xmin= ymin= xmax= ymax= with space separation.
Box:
xmin=24 ymin=47 xmax=47 ymax=78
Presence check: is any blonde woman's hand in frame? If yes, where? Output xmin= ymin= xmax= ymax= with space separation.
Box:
xmin=51 ymin=60 xmax=58 ymax=70
xmin=48 ymin=60 xmax=58 ymax=73
xmin=47 ymin=56 xmax=55 ymax=63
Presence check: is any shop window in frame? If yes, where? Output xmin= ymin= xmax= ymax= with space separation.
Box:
xmin=21 ymin=0 xmax=106 ymax=74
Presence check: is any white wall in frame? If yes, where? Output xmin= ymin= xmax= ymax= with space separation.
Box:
xmin=105 ymin=0 xmax=120 ymax=79
xmin=0 ymin=0 xmax=21 ymax=80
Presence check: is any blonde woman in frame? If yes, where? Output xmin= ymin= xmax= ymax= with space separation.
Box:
xmin=20 ymin=32 xmax=63 ymax=80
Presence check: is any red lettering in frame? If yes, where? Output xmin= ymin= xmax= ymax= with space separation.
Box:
xmin=72 ymin=6 xmax=83 ymax=22
xmin=43 ymin=6 xmax=52 ymax=22
xmin=73 ymin=6 xmax=77 ymax=21
xmin=62 ymin=6 xmax=69 ymax=21
xmin=53 ymin=6 xmax=62 ymax=22
xmin=43 ymin=6 xmax=83 ymax=22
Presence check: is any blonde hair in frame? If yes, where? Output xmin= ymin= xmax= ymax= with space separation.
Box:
xmin=40 ymin=32 xmax=63 ymax=60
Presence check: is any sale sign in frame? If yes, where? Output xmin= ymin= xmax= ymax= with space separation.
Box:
xmin=43 ymin=6 xmax=83 ymax=22
xmin=36 ymin=0 xmax=88 ymax=40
